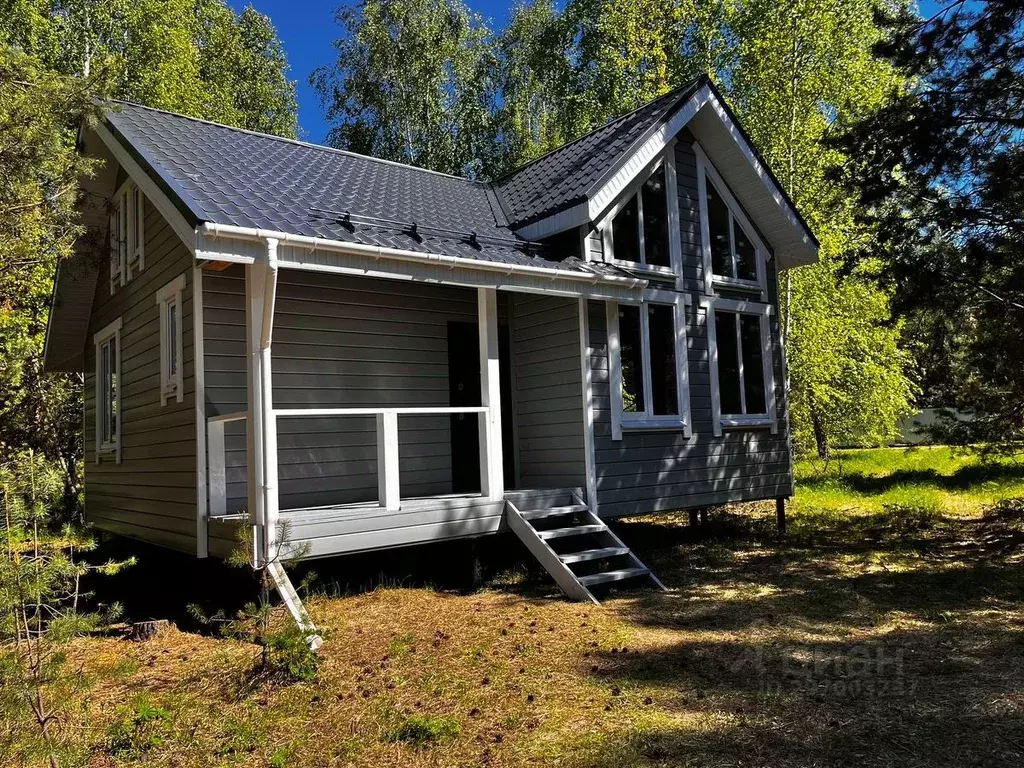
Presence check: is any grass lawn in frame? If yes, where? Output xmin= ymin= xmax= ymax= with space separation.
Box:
xmin=28 ymin=447 xmax=1024 ymax=766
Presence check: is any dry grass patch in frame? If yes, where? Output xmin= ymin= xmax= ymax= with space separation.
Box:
xmin=16 ymin=449 xmax=1024 ymax=766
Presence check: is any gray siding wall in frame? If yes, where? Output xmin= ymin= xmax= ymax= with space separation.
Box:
xmin=204 ymin=269 xmax=506 ymax=512
xmin=84 ymin=189 xmax=197 ymax=553
xmin=510 ymin=294 xmax=586 ymax=489
xmin=589 ymin=129 xmax=793 ymax=518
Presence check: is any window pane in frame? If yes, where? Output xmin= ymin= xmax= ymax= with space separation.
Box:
xmin=740 ymin=314 xmax=767 ymax=414
xmin=612 ymin=196 xmax=641 ymax=264
xmin=618 ymin=305 xmax=645 ymax=413
xmin=109 ymin=338 xmax=118 ymax=442
xmin=715 ymin=311 xmax=742 ymax=415
xmin=706 ymin=180 xmax=733 ymax=277
xmin=168 ymin=302 xmax=178 ymax=376
xmin=648 ymin=304 xmax=678 ymax=416
xmin=641 ymin=167 xmax=670 ymax=268
xmin=734 ymin=220 xmax=757 ymax=281
xmin=100 ymin=343 xmax=111 ymax=441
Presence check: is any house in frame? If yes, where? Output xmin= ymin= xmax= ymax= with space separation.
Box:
xmin=44 ymin=75 xmax=818 ymax=616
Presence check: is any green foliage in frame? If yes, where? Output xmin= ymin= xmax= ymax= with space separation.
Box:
xmin=385 ymin=714 xmax=461 ymax=747
xmin=0 ymin=450 xmax=134 ymax=767
xmin=312 ymin=0 xmax=498 ymax=177
xmin=0 ymin=2 xmax=298 ymax=524
xmin=834 ymin=1 xmax=1024 ymax=453
xmin=106 ymin=696 xmax=174 ymax=757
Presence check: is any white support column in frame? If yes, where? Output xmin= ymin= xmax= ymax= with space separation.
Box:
xmin=478 ymin=287 xmax=504 ymax=501
xmin=578 ymin=298 xmax=598 ymax=513
xmin=245 ymin=263 xmax=266 ymax=565
xmin=245 ymin=239 xmax=280 ymax=567
xmin=376 ymin=411 xmax=401 ymax=511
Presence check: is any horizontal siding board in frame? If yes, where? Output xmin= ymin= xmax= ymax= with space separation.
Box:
xmin=84 ymin=191 xmax=197 ymax=555
xmin=511 ymin=294 xmax=585 ymax=490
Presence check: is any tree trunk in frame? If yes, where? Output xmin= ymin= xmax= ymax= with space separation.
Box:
xmin=811 ymin=406 xmax=829 ymax=461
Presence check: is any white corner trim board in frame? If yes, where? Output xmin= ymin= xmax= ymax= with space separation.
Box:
xmin=193 ymin=265 xmax=208 ymax=558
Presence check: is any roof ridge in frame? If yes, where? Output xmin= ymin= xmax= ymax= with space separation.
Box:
xmin=490 ymin=76 xmax=704 ymax=186
xmin=105 ymin=99 xmax=485 ymax=186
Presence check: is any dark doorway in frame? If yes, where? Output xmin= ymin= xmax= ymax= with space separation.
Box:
xmin=447 ymin=321 xmax=515 ymax=493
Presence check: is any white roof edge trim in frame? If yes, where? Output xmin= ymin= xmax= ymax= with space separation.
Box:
xmin=92 ymin=122 xmax=199 ymax=254
xmin=702 ymin=96 xmax=817 ymax=254
xmin=198 ymin=223 xmax=649 ymax=292
xmin=586 ymin=85 xmax=713 ymax=222
xmin=516 ymin=85 xmax=818 ymax=264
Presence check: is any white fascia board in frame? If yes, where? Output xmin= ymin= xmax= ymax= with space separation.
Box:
xmin=199 ymin=223 xmax=648 ymax=302
xmin=587 ymin=85 xmax=713 ymax=222
xmin=700 ymin=97 xmax=819 ymax=266
xmin=93 ymin=122 xmax=198 ymax=253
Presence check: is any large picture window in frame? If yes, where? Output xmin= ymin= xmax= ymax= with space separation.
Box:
xmin=702 ymin=297 xmax=777 ymax=436
xmin=695 ymin=144 xmax=766 ymax=295
xmin=607 ymin=294 xmax=690 ymax=438
xmin=93 ymin=318 xmax=122 ymax=462
xmin=604 ymin=155 xmax=681 ymax=273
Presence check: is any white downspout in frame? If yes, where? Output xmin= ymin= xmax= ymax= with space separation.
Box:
xmin=257 ymin=238 xmax=322 ymax=650
xmin=260 ymin=238 xmax=279 ymax=564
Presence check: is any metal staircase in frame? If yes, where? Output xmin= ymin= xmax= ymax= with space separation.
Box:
xmin=504 ymin=489 xmax=666 ymax=604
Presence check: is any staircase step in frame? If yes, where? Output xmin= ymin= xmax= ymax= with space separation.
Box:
xmin=559 ymin=546 xmax=630 ymax=564
xmin=522 ymin=504 xmax=588 ymax=521
xmin=537 ymin=524 xmax=606 ymax=540
xmin=578 ymin=567 xmax=650 ymax=587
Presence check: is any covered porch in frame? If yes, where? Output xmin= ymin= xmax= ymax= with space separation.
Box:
xmin=201 ymin=262 xmax=594 ymax=561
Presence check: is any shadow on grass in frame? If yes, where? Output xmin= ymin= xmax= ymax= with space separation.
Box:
xmin=581 ymin=499 xmax=1024 ymax=768
xmin=798 ymin=461 xmax=1024 ymax=495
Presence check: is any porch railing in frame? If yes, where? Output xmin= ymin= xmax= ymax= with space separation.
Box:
xmin=207 ymin=406 xmax=490 ymax=516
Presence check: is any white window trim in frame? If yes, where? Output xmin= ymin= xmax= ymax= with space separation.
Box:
xmin=156 ymin=273 xmax=186 ymax=405
xmin=700 ymin=295 xmax=778 ymax=437
xmin=606 ymin=291 xmax=692 ymax=441
xmin=110 ymin=180 xmax=146 ymax=293
xmin=129 ymin=184 xmax=146 ymax=272
xmin=600 ymin=141 xmax=683 ymax=280
xmin=694 ymin=142 xmax=769 ymax=299
xmin=93 ymin=317 xmax=122 ymax=463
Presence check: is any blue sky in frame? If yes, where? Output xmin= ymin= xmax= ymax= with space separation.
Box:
xmin=228 ymin=1 xmax=513 ymax=143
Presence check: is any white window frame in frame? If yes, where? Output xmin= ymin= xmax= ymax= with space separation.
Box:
xmin=93 ymin=317 xmax=122 ymax=463
xmin=110 ymin=180 xmax=145 ymax=293
xmin=600 ymin=141 xmax=683 ymax=279
xmin=694 ymin=142 xmax=768 ymax=299
xmin=156 ymin=273 xmax=186 ymax=405
xmin=129 ymin=183 xmax=145 ymax=273
xmin=700 ymin=296 xmax=778 ymax=437
xmin=606 ymin=290 xmax=691 ymax=440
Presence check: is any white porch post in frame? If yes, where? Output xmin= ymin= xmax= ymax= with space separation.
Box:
xmin=244 ymin=263 xmax=266 ymax=565
xmin=478 ymin=287 xmax=504 ymax=500
xmin=245 ymin=239 xmax=280 ymax=567
xmin=376 ymin=411 xmax=401 ymax=511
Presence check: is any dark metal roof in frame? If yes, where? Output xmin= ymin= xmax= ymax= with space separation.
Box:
xmin=491 ymin=78 xmax=704 ymax=227
xmin=103 ymin=102 xmax=610 ymax=272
